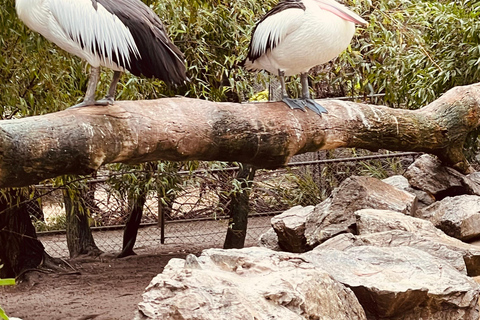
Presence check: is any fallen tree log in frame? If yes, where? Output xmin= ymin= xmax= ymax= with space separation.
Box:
xmin=1 ymin=82 xmax=480 ymax=188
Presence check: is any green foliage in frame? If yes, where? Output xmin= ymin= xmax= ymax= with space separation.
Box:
xmin=105 ymin=161 xmax=187 ymax=207
xmin=339 ymin=0 xmax=480 ymax=109
xmin=1 ymin=0 xmax=87 ymax=115
xmin=54 ymin=176 xmax=89 ymax=214
xmin=0 ymin=307 xmax=9 ymax=320
xmin=284 ymin=168 xmax=325 ymax=206
xmin=358 ymin=157 xmax=405 ymax=179
xmin=249 ymin=89 xmax=269 ymax=102
xmin=0 ymin=263 xmax=15 ymax=320
xmin=153 ymin=0 xmax=276 ymax=101
xmin=33 ymin=213 xmax=67 ymax=232
xmin=251 ymin=168 xmax=324 ymax=211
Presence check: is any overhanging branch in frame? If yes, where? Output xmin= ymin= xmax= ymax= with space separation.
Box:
xmin=2 ymin=82 xmax=480 ymax=188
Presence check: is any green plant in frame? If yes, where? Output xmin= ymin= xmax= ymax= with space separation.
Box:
xmin=250 ymin=168 xmax=322 ymax=211
xmin=0 ymin=263 xmax=15 ymax=320
xmin=104 ymin=161 xmax=188 ymax=218
xmin=33 ymin=213 xmax=67 ymax=232
xmin=336 ymin=0 xmax=480 ymax=109
xmin=152 ymin=0 xmax=276 ymax=102
xmin=0 ymin=306 xmax=9 ymax=320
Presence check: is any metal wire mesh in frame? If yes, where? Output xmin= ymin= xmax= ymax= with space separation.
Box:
xmin=32 ymin=150 xmax=419 ymax=258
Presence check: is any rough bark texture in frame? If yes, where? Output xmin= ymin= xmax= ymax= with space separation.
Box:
xmin=63 ymin=187 xmax=102 ymax=258
xmin=1 ymin=83 xmax=480 ymax=187
xmin=0 ymin=189 xmax=45 ymax=278
xmin=223 ymin=164 xmax=256 ymax=249
xmin=118 ymin=193 xmax=147 ymax=258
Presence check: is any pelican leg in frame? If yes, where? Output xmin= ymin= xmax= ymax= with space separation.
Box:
xmin=278 ymin=70 xmax=306 ymax=111
xmin=69 ymin=66 xmax=101 ymax=109
xmin=300 ymin=73 xmax=327 ymax=115
xmin=96 ymin=71 xmax=122 ymax=105
xmin=69 ymin=67 xmax=119 ymax=109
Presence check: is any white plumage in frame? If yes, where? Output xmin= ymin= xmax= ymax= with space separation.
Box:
xmin=244 ymin=0 xmax=367 ymax=115
xmin=16 ymin=0 xmax=186 ymax=108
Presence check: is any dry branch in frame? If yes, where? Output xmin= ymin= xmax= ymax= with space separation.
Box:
xmin=2 ymin=82 xmax=480 ymax=188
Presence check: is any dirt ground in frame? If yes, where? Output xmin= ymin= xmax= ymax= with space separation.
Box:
xmin=1 ymin=217 xmax=268 ymax=320
xmin=0 ymin=251 xmax=195 ymax=320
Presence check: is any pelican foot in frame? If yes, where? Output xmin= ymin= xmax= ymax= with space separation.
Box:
xmin=305 ymin=99 xmax=328 ymax=115
xmin=282 ymin=97 xmax=307 ymax=112
xmin=96 ymin=96 xmax=115 ymax=105
xmin=68 ymin=98 xmax=113 ymax=109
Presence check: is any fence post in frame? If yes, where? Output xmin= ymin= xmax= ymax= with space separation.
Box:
xmin=158 ymin=197 xmax=165 ymax=244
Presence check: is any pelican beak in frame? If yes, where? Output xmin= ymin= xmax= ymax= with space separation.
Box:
xmin=315 ymin=0 xmax=368 ymax=26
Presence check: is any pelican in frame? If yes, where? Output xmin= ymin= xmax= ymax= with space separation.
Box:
xmin=243 ymin=0 xmax=367 ymax=115
xmin=15 ymin=0 xmax=187 ymax=108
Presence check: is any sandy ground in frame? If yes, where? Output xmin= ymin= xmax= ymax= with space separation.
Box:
xmin=1 ymin=217 xmax=269 ymax=320
xmin=1 ymin=252 xmax=192 ymax=320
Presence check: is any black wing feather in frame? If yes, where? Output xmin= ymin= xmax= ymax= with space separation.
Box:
xmin=97 ymin=0 xmax=186 ymax=85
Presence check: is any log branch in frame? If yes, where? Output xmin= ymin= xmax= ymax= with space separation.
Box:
xmin=2 ymin=83 xmax=480 ymax=188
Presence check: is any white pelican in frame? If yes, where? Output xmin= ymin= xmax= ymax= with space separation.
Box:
xmin=15 ymin=0 xmax=187 ymax=108
xmin=243 ymin=0 xmax=367 ymax=115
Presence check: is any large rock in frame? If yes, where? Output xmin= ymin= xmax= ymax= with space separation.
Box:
xmin=355 ymin=208 xmax=442 ymax=235
xmin=135 ymin=247 xmax=366 ymax=320
xmin=417 ymin=195 xmax=480 ymax=241
xmin=136 ymin=246 xmax=480 ymax=320
xmin=304 ymin=246 xmax=480 ymax=320
xmin=258 ymin=227 xmax=281 ymax=251
xmin=404 ymin=154 xmax=480 ymax=199
xmin=463 ymin=172 xmax=480 ymax=195
xmin=353 ymin=209 xmax=480 ymax=276
xmin=319 ymin=232 xmax=467 ymax=275
xmin=304 ymin=176 xmax=417 ymax=248
xmin=382 ymin=175 xmax=435 ymax=209
xmin=270 ymin=205 xmax=314 ymax=253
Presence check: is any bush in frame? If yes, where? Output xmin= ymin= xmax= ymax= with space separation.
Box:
xmin=338 ymin=0 xmax=480 ymax=109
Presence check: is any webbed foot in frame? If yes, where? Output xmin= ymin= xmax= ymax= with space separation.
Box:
xmin=68 ymin=97 xmax=113 ymax=109
xmin=282 ymin=97 xmax=307 ymax=112
xmin=305 ymin=99 xmax=328 ymax=115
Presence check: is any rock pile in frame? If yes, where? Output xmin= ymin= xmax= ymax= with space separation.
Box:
xmin=135 ymin=154 xmax=480 ymax=319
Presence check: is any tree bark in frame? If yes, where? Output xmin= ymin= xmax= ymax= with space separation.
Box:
xmin=1 ymin=83 xmax=480 ymax=187
xmin=223 ymin=164 xmax=256 ymax=249
xmin=0 ymin=189 xmax=44 ymax=278
xmin=117 ymin=193 xmax=147 ymax=258
xmin=63 ymin=186 xmax=102 ymax=258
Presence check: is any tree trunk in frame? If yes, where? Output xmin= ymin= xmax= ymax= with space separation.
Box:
xmin=0 ymin=83 xmax=480 ymax=188
xmin=223 ymin=164 xmax=257 ymax=249
xmin=63 ymin=186 xmax=102 ymax=258
xmin=117 ymin=193 xmax=147 ymax=258
xmin=0 ymin=189 xmax=44 ymax=278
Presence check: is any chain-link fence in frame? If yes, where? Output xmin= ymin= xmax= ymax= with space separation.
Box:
xmin=30 ymin=150 xmax=420 ymax=258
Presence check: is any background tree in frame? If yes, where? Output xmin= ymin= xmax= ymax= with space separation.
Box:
xmin=224 ymin=164 xmax=257 ymax=249
xmin=0 ymin=189 xmax=44 ymax=278
xmin=61 ymin=177 xmax=102 ymax=257
xmin=106 ymin=161 xmax=185 ymax=257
